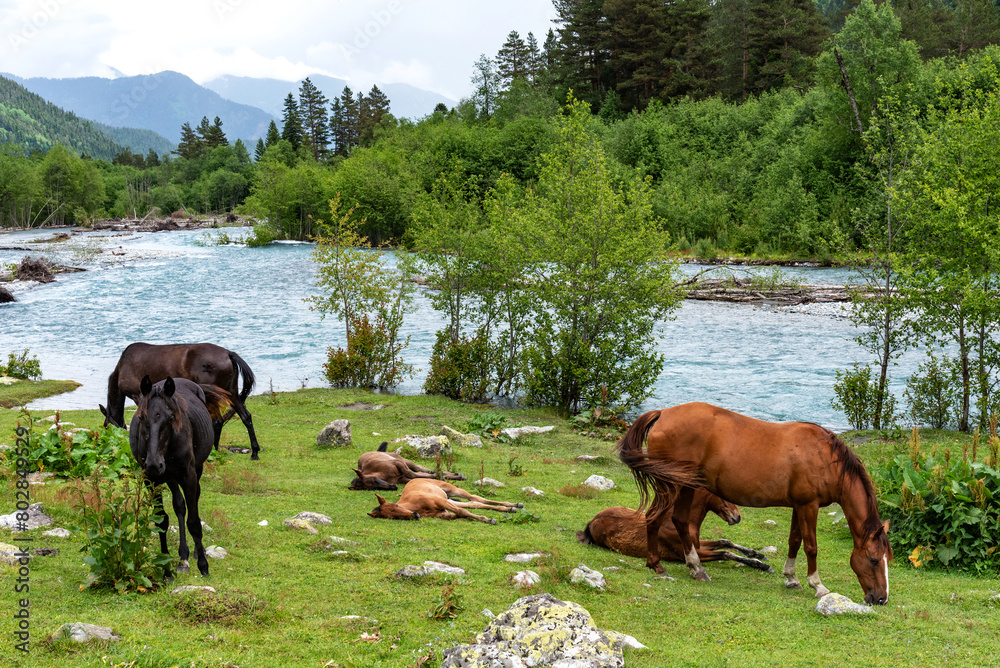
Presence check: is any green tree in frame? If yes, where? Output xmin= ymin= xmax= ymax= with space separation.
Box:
xmin=494 ymin=96 xmax=684 ymax=414
xmin=359 ymin=85 xmax=391 ymax=146
xmin=174 ymin=122 xmax=203 ymax=160
xmin=470 ymin=54 xmax=501 ymax=119
xmin=497 ymin=30 xmax=530 ymax=89
xmin=280 ymin=93 xmax=304 ymax=151
xmin=264 ymin=120 xmax=281 ymax=147
xmin=298 ymin=77 xmax=330 ymax=161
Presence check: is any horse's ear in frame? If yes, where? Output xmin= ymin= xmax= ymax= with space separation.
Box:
xmin=99 ymin=404 xmax=107 ymax=417
xmin=163 ymin=377 xmax=175 ymax=398
xmin=353 ymin=469 xmax=364 ymax=477
xmin=377 ymin=441 xmax=388 ymax=452
xmin=140 ymin=375 xmax=152 ymax=396
xmin=375 ymin=494 xmax=387 ymax=505
xmin=882 ymin=519 xmax=890 ymax=534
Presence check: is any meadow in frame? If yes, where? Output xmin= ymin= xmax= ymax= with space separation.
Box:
xmin=1 ymin=388 xmax=998 ymax=668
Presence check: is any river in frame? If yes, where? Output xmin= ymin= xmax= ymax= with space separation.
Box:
xmin=0 ymin=227 xmax=917 ymax=431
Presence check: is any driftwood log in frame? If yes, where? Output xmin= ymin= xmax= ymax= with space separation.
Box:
xmin=684 ymin=278 xmax=851 ymax=305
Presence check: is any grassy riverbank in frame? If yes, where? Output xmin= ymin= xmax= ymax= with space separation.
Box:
xmin=1 ymin=389 xmax=998 ymax=667
xmin=0 ymin=379 xmax=80 ymax=409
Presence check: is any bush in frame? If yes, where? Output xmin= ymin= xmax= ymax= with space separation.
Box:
xmin=74 ymin=470 xmax=174 ymax=592
xmin=23 ymin=413 xmax=135 ymax=479
xmin=873 ymin=426 xmax=1000 ymax=572
xmin=2 ymin=349 xmax=42 ymax=380
xmin=831 ymin=363 xmax=897 ymax=430
xmin=322 ymin=312 xmax=413 ymax=390
xmin=693 ymin=237 xmax=718 ymax=261
xmin=423 ymin=329 xmax=498 ymax=403
xmin=905 ymin=353 xmax=961 ymax=429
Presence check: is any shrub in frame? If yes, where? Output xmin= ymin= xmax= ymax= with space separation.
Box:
xmin=873 ymin=426 xmax=1000 ymax=572
xmin=904 ymin=353 xmax=961 ymax=429
xmin=831 ymin=363 xmax=896 ymax=431
xmin=322 ymin=312 xmax=413 ymax=390
xmin=423 ymin=329 xmax=498 ymax=403
xmin=2 ymin=349 xmax=42 ymax=380
xmin=23 ymin=413 xmax=135 ymax=479
xmin=466 ymin=411 xmax=512 ymax=439
xmin=74 ymin=469 xmax=174 ymax=592
xmin=693 ymin=237 xmax=718 ymax=261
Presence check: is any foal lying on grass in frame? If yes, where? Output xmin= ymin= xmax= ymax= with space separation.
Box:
xmin=349 ymin=441 xmax=466 ymax=491
xmin=367 ymin=479 xmax=523 ymax=524
xmin=578 ymin=492 xmax=773 ymax=572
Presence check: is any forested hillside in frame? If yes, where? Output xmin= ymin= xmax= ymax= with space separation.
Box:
xmin=0 ymin=75 xmax=123 ymax=160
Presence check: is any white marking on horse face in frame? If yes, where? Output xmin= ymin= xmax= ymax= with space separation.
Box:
xmin=883 ymin=554 xmax=889 ymax=596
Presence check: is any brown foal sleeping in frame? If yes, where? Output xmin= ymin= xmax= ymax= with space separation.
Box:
xmin=367 ymin=479 xmax=523 ymax=524
xmin=349 ymin=441 xmax=466 ymax=491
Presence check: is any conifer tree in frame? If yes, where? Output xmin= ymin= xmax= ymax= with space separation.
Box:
xmin=280 ymin=93 xmax=303 ymax=151
xmin=254 ymin=138 xmax=266 ymax=161
xmin=264 ymin=120 xmax=280 ymax=147
xmin=200 ymin=116 xmax=228 ymax=149
xmin=359 ymin=84 xmax=391 ymax=146
xmin=174 ymin=121 xmax=203 ymax=159
xmin=330 ymin=86 xmax=360 ymax=156
xmin=298 ymin=77 xmax=330 ymax=161
xmin=497 ymin=30 xmax=529 ymax=88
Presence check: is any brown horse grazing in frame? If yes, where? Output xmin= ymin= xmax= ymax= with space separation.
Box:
xmin=367 ymin=479 xmax=524 ymax=524
xmin=101 ymin=342 xmax=260 ymax=460
xmin=130 ymin=376 xmax=230 ymax=577
xmin=577 ymin=498 xmax=773 ymax=572
xmin=349 ymin=441 xmax=467 ymax=490
xmin=617 ymin=402 xmax=893 ymax=605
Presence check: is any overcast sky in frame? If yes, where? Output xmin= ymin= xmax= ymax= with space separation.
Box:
xmin=1 ymin=0 xmax=557 ymax=100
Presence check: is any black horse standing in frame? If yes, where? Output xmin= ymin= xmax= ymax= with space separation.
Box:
xmin=130 ymin=376 xmax=227 ymax=577
xmin=103 ymin=342 xmax=260 ymax=460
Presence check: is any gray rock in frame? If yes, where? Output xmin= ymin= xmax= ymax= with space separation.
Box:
xmin=392 ymin=435 xmax=452 ymax=459
xmin=760 ymin=546 xmax=779 ymax=554
xmin=257 ymin=519 xmax=269 ymax=526
xmin=576 ymin=455 xmax=600 ymax=461
xmin=50 ymin=623 xmax=120 ymax=643
xmin=501 ymin=425 xmax=554 ymax=439
xmin=474 ymin=477 xmax=505 ymax=488
xmin=441 ymin=593 xmax=640 ymax=668
xmin=283 ymin=518 xmax=318 ymax=534
xmin=292 ymin=511 xmax=332 ymax=525
xmin=511 ymin=570 xmax=541 ymax=589
xmin=172 ymin=585 xmax=216 ymax=594
xmin=440 ymin=425 xmax=484 ymax=448
xmin=521 ymin=486 xmax=545 ymax=496
xmin=569 ymin=564 xmax=606 ymax=590
xmin=317 ymin=419 xmax=352 ymax=447
xmin=42 ymin=527 xmax=71 ymax=538
xmin=205 ymin=545 xmax=228 ymax=559
xmin=328 ymin=535 xmax=361 ymax=548
xmin=582 ymin=475 xmax=615 ymax=491
xmin=0 ymin=542 xmax=30 ymax=565
xmin=0 ymin=502 xmax=53 ymax=531
xmin=26 ymin=471 xmax=54 ymax=483
xmin=815 ymin=593 xmax=874 ymax=616
xmin=505 ymin=552 xmax=546 ymax=563
xmin=396 ymin=561 xmax=466 ymax=578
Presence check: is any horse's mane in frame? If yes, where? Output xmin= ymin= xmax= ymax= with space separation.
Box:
xmin=821 ymin=427 xmax=890 ymax=550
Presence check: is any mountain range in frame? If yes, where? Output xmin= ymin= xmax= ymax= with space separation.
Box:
xmin=4 ymin=71 xmax=458 ymax=153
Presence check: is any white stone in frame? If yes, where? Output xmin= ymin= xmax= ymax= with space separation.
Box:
xmin=42 ymin=527 xmax=71 ymax=538
xmin=582 ymin=475 xmax=615 ymax=491
xmin=0 ymin=502 xmax=53 ymax=531
xmin=765 ymin=520 xmax=777 ymax=525
xmin=0 ymin=542 xmax=29 ymax=565
xmin=317 ymin=419 xmax=351 ymax=447
xmin=761 ymin=546 xmax=779 ymax=554
xmin=501 ymin=425 xmax=554 ymax=439
xmin=474 ymin=477 xmax=505 ymax=488
xmin=329 ymin=535 xmax=361 ymax=548
xmin=512 ymin=570 xmax=541 ymax=588
xmin=391 ymin=435 xmax=451 ymax=458
xmin=521 ymin=486 xmax=545 ymax=496
xmin=576 ymin=455 xmax=599 ymax=461
xmin=205 ymin=545 xmax=228 ymax=559
xmin=396 ymin=561 xmax=466 ymax=578
xmin=569 ymin=564 xmax=606 ymax=590
xmin=50 ymin=623 xmax=120 ymax=643
xmin=257 ymin=520 xmax=268 ymax=526
xmin=505 ymin=552 xmax=545 ymax=563
xmin=172 ymin=585 xmax=216 ymax=594
xmin=816 ymin=593 xmax=874 ymax=616
xmin=283 ymin=519 xmax=318 ymax=534
xmin=293 ymin=511 xmax=332 ymax=525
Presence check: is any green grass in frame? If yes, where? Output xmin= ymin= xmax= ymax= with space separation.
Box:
xmin=1 ymin=391 xmax=998 ymax=667
xmin=0 ymin=379 xmax=81 ymax=408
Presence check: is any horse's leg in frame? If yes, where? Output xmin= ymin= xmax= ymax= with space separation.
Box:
xmin=711 ymin=550 xmax=775 ymax=573
xmin=168 ymin=481 xmax=190 ymax=573
xmin=784 ymin=507 xmax=803 ymax=590
xmin=644 ymin=495 xmax=672 ymax=575
xmin=705 ymin=539 xmax=769 ymax=561
xmin=231 ymin=399 xmax=261 ymax=461
xmin=212 ymin=420 xmax=223 ymax=452
xmin=442 ymin=504 xmax=495 ymax=524
xmin=671 ymin=487 xmax=709 ymax=581
xmin=797 ymin=502 xmax=828 ymax=597
xmin=181 ymin=475 xmax=209 ymax=576
xmin=450 ymin=499 xmax=518 ymax=514
xmin=447 ymin=488 xmax=523 ymax=510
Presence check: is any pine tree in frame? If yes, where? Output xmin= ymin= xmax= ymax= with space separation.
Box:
xmin=254 ymin=138 xmax=266 ymax=161
xmin=298 ymin=77 xmax=330 ymax=161
xmin=145 ymin=148 xmax=160 ymax=167
xmin=525 ymin=32 xmax=543 ymax=84
xmin=200 ymin=116 xmax=228 ymax=149
xmin=280 ymin=93 xmax=303 ymax=151
xmin=603 ymin=0 xmax=668 ymax=108
xmin=551 ymin=0 xmax=609 ymax=106
xmin=661 ymin=0 xmax=713 ymax=99
xmin=359 ymin=84 xmax=391 ymax=146
xmin=174 ymin=121 xmax=203 ymax=159
xmin=264 ymin=120 xmax=281 ymax=147
xmin=497 ymin=30 xmax=529 ymax=89
xmin=341 ymin=86 xmax=361 ymax=153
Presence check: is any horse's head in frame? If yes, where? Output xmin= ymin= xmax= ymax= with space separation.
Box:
xmin=850 ymin=520 xmax=893 ymax=605
xmin=349 ymin=469 xmax=398 ymax=491
xmin=135 ymin=376 xmax=179 ymax=478
xmin=99 ymin=404 xmax=124 ymax=429
xmin=367 ymin=494 xmax=419 ymax=520
xmin=705 ymin=491 xmax=741 ymax=526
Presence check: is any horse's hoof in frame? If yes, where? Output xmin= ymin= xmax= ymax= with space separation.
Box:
xmin=693 ymin=571 xmax=712 ymax=582
xmin=251 ymin=454 xmax=260 ymax=461
xmin=651 ymin=564 xmax=666 ymax=575
xmin=786 ymin=581 xmax=802 ymax=590
xmin=177 ymin=560 xmax=190 ymax=573
xmin=516 ymin=503 xmax=524 ymax=508
xmin=765 ymin=566 xmax=775 ymax=574
xmin=489 ymin=518 xmax=497 ymax=525
xmin=814 ymin=586 xmax=830 ymax=598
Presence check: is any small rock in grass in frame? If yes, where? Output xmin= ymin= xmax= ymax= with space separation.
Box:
xmin=283 ymin=519 xmax=318 ymax=534
xmin=521 ymin=486 xmax=544 ymax=496
xmin=292 ymin=511 xmax=332 ymax=525
xmin=582 ymin=475 xmax=615 ymax=491
xmin=172 ymin=585 xmax=216 ymax=595
xmin=501 ymin=425 xmax=554 ymax=439
xmin=50 ymin=623 xmax=120 ymax=643
xmin=505 ymin=552 xmax=545 ymax=563
xmin=474 ymin=477 xmax=505 ymax=488
xmin=569 ymin=563 xmax=606 ymax=590
xmin=512 ymin=570 xmax=541 ymax=588
xmin=42 ymin=527 xmax=71 ymax=538
xmin=205 ymin=546 xmax=228 ymax=559
xmin=816 ymin=593 xmax=874 ymax=616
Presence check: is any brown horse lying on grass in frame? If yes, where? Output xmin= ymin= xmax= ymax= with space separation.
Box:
xmin=578 ymin=493 xmax=773 ymax=572
xmin=349 ymin=441 xmax=466 ymax=490
xmin=367 ymin=479 xmax=523 ymax=524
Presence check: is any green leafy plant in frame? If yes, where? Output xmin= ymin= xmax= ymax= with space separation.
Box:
xmin=831 ymin=363 xmax=897 ymax=431
xmin=1 ymin=349 xmax=42 ymax=380
xmin=904 ymin=353 xmax=961 ymax=429
xmin=73 ymin=469 xmax=174 ymax=593
xmin=22 ymin=411 xmax=135 ymax=479
xmin=428 ymin=582 xmax=464 ymax=620
xmin=506 ymin=453 xmax=526 ymax=477
xmin=466 ymin=411 xmax=512 ymax=438
xmin=498 ymin=509 xmax=541 ymax=525
xmin=423 ymin=329 xmax=499 ymax=403
xmin=322 ymin=312 xmax=414 ymax=390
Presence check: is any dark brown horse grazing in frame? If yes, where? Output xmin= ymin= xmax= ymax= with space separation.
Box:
xmin=102 ymin=342 xmax=260 ymax=460
xmin=617 ymin=402 xmax=892 ymax=605
xmin=349 ymin=441 xmax=467 ymax=491
xmin=130 ymin=376 xmax=229 ymax=577
xmin=578 ymin=491 xmax=773 ymax=572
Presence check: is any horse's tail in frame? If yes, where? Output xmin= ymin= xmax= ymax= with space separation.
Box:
xmin=576 ymin=520 xmax=597 ymax=546
xmin=616 ymin=409 xmax=702 ymax=515
xmin=200 ymin=384 xmax=233 ymax=423
xmin=228 ymin=351 xmax=256 ymax=403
